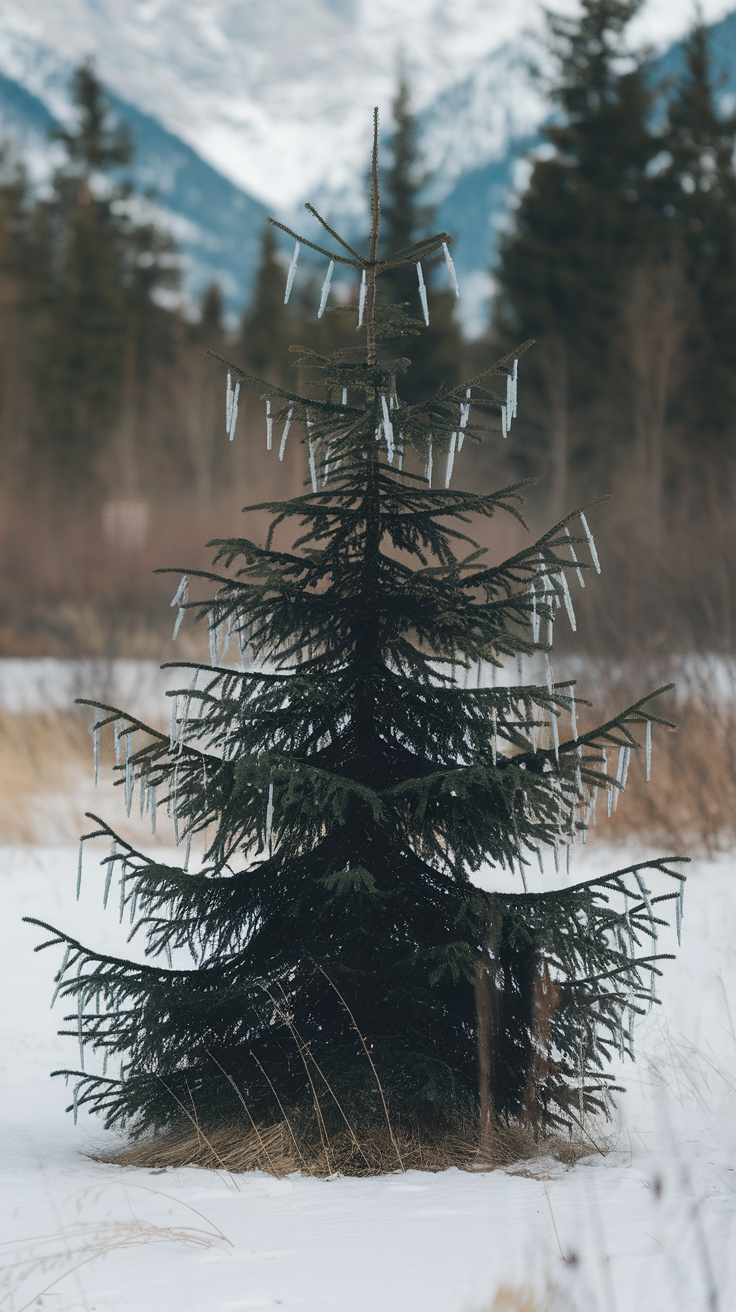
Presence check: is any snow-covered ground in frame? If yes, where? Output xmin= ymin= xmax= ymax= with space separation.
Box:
xmin=2 ymin=837 xmax=735 ymax=1312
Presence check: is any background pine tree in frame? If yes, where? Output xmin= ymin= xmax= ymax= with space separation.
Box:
xmin=381 ymin=78 xmax=463 ymax=403
xmin=494 ymin=0 xmax=657 ymax=515
xmin=26 ymin=115 xmax=686 ymax=1160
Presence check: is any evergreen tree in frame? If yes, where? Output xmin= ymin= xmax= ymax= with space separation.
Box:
xmin=381 ymin=78 xmax=463 ymax=404
xmin=44 ymin=62 xmax=178 ymax=482
xmin=26 ymin=115 xmax=685 ymax=1152
xmin=237 ymin=225 xmax=294 ymax=387
xmin=494 ymin=0 xmax=658 ymax=504
xmin=653 ymin=18 xmax=736 ymax=449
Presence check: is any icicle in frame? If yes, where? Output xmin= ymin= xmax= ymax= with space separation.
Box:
xmin=512 ymin=357 xmax=519 ymax=419
xmin=530 ymin=584 xmax=539 ymax=645
xmin=113 ymin=717 xmax=121 ymax=765
xmin=125 ymin=734 xmax=133 ymax=817
xmin=579 ymin=512 xmax=601 ymax=573
xmin=266 ymin=398 xmax=273 ymax=450
xmin=171 ymin=574 xmax=189 ymax=640
xmin=491 ymin=705 xmax=497 ymax=765
xmin=91 ymin=707 xmax=100 ymax=786
xmin=119 ymin=860 xmax=126 ymax=922
xmin=150 ymin=783 xmax=157 ymax=836
xmin=103 ymin=842 xmax=116 ymax=910
xmin=226 ymin=371 xmax=233 ymax=433
xmin=169 ymin=695 xmax=179 ymax=753
xmin=284 ymin=239 xmax=300 ymax=304
xmin=228 ymin=382 xmax=240 ymax=440
xmin=308 ymin=435 xmax=318 ymax=492
xmin=613 ymin=746 xmax=626 ymax=812
xmin=416 ymin=262 xmax=429 ymax=326
xmin=458 ymin=388 xmax=471 ymax=451
xmin=342 ymin=387 xmax=348 ymax=407
xmin=381 ymin=394 xmax=395 ymax=463
xmin=544 ymin=651 xmax=553 ymax=693
xmin=506 ymin=372 xmax=514 ymax=430
xmin=569 ymin=685 xmax=578 ymax=740
xmin=209 ymin=614 xmax=219 ymax=666
xmin=621 ymin=745 xmax=631 ymax=790
xmin=73 ymin=1080 xmax=81 ymax=1124
xmin=635 ymin=871 xmax=656 ymax=941
xmin=442 ymin=241 xmax=460 ymax=298
xmin=445 ymin=432 xmax=457 ymax=488
xmin=318 ymin=259 xmax=334 ymax=318
xmin=559 ymin=571 xmax=577 ymax=631
xmin=398 ymin=442 xmax=404 ymax=471
xmin=184 ymin=831 xmax=191 ymax=872
xmin=564 ymin=526 xmax=586 ymax=589
xmin=551 ymin=711 xmax=559 ymax=762
xmin=501 ymin=404 xmax=508 ymax=439
xmin=76 ymin=838 xmax=84 ymax=900
xmin=425 ymin=437 xmax=433 ymax=488
xmin=266 ymin=781 xmax=274 ymax=849
xmin=646 ymin=719 xmax=652 ymax=782
xmin=357 ymin=269 xmax=366 ymax=327
xmin=51 ymin=946 xmax=71 ymax=1008
xmin=165 ymin=943 xmax=173 ymax=968
xmin=279 ymin=407 xmax=293 ymax=461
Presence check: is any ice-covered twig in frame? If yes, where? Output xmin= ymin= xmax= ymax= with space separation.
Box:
xmin=442 ymin=241 xmax=459 ymax=298
xmin=646 ymin=718 xmax=652 ymax=782
xmin=279 ymin=408 xmax=293 ymax=461
xmin=308 ymin=435 xmax=318 ymax=492
xmin=580 ymin=512 xmax=601 ymax=573
xmin=318 ymin=259 xmax=334 ymax=319
xmin=565 ymin=526 xmax=586 ymax=588
xmin=381 ymin=393 xmax=394 ymax=463
xmin=266 ymin=781 xmax=274 ymax=849
xmin=445 ymin=432 xmax=457 ymax=488
xmin=458 ymin=388 xmax=471 ymax=451
xmin=284 ymin=240 xmax=300 ymax=304
xmin=416 ymin=262 xmax=429 ymax=326
xmin=91 ymin=707 xmax=100 ymax=786
xmin=358 ymin=270 xmax=366 ymax=328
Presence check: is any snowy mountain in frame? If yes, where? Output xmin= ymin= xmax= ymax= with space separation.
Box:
xmin=0 ymin=0 xmax=734 ymax=332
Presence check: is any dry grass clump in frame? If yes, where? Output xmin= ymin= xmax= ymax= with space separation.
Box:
xmin=100 ymin=1116 xmax=592 ymax=1179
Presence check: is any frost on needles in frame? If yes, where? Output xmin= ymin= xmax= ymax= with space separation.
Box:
xmin=26 ymin=111 xmax=687 ymax=1149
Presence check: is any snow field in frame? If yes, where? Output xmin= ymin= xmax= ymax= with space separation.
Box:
xmin=1 ymin=840 xmax=735 ymax=1310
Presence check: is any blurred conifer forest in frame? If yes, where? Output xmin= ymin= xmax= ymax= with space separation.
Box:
xmin=1 ymin=3 xmax=736 ymax=661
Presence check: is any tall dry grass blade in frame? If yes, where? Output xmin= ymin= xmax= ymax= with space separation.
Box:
xmin=204 ymin=1048 xmax=278 ymax=1174
xmin=155 ymin=1075 xmax=240 ymax=1189
xmin=248 ymin=1046 xmax=312 ymax=1173
xmin=316 ymin=963 xmax=405 ymax=1172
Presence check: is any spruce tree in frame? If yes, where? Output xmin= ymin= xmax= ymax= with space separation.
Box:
xmin=44 ymin=61 xmax=178 ymax=482
xmin=26 ymin=114 xmax=685 ymax=1153
xmin=654 ymin=18 xmax=736 ymax=450
xmin=381 ymin=78 xmax=463 ymax=404
xmin=494 ymin=0 xmax=658 ymax=503
xmin=237 ymin=225 xmax=294 ymax=387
